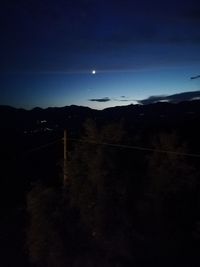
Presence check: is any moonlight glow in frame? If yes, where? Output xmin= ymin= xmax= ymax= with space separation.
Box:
xmin=92 ymin=70 xmax=96 ymax=75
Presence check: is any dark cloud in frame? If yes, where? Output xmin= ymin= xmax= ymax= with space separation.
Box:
xmin=115 ymin=99 xmax=135 ymax=102
xmin=89 ymin=97 xmax=111 ymax=102
xmin=190 ymin=75 xmax=200 ymax=80
xmin=139 ymin=91 xmax=200 ymax=105
xmin=114 ymin=97 xmax=139 ymax=103
xmin=139 ymin=95 xmax=167 ymax=105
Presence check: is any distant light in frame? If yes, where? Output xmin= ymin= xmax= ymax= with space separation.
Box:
xmin=92 ymin=70 xmax=96 ymax=75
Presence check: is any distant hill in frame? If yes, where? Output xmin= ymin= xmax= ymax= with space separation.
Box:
xmin=0 ymin=94 xmax=200 ymax=139
xmin=1 ymin=97 xmax=200 ymax=162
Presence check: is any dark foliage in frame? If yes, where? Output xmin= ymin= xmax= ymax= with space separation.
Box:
xmin=1 ymin=101 xmax=200 ymax=266
xmin=26 ymin=120 xmax=200 ymax=267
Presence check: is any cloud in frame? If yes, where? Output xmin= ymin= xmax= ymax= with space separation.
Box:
xmin=88 ymin=91 xmax=200 ymax=105
xmin=139 ymin=95 xmax=167 ymax=105
xmin=115 ymin=99 xmax=137 ymax=102
xmin=114 ymin=96 xmax=139 ymax=103
xmin=89 ymin=97 xmax=111 ymax=102
xmin=190 ymin=75 xmax=200 ymax=80
xmin=117 ymin=99 xmax=132 ymax=102
xmin=139 ymin=91 xmax=200 ymax=105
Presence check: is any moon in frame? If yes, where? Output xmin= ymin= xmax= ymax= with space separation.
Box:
xmin=92 ymin=70 xmax=96 ymax=75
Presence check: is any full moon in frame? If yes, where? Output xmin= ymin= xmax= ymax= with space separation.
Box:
xmin=92 ymin=70 xmax=96 ymax=74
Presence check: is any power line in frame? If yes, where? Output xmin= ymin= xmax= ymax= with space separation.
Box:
xmin=19 ymin=135 xmax=200 ymax=159
xmin=25 ymin=138 xmax=62 ymax=154
xmin=69 ymin=138 xmax=200 ymax=158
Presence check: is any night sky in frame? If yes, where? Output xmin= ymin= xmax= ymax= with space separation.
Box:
xmin=0 ymin=0 xmax=200 ymax=109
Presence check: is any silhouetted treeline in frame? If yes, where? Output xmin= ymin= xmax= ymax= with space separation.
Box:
xmin=1 ymin=101 xmax=200 ymax=266
xmin=26 ymin=119 xmax=200 ymax=267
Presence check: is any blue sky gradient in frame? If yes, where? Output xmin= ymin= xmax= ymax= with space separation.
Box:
xmin=0 ymin=0 xmax=200 ymax=109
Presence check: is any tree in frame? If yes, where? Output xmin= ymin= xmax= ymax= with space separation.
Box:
xmin=26 ymin=184 xmax=66 ymax=267
xmin=68 ymin=119 xmax=135 ymax=263
xmin=139 ymin=132 xmax=198 ymax=263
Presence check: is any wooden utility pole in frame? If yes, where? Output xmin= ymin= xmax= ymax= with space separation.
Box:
xmin=64 ymin=129 xmax=67 ymax=185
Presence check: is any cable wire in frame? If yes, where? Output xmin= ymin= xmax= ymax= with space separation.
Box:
xmin=69 ymin=138 xmax=200 ymax=158
xmin=26 ymin=138 xmax=62 ymax=154
xmin=20 ymin=135 xmax=200 ymax=159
